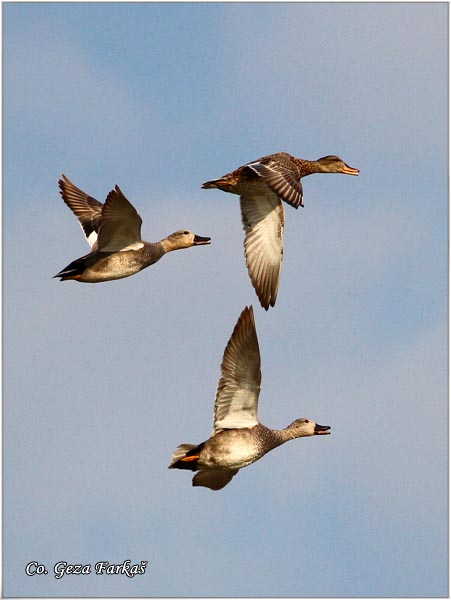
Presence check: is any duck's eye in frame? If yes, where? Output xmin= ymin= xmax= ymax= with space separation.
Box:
xmin=304 ymin=419 xmax=309 ymax=423
xmin=183 ymin=230 xmax=189 ymax=235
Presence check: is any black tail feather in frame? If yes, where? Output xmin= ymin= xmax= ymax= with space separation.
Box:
xmin=54 ymin=257 xmax=86 ymax=281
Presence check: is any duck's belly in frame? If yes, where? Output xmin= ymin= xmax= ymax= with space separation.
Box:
xmin=81 ymin=252 xmax=149 ymax=282
xmin=200 ymin=430 xmax=265 ymax=470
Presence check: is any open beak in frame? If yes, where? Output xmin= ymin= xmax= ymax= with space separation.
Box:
xmin=314 ymin=423 xmax=331 ymax=435
xmin=193 ymin=235 xmax=211 ymax=245
xmin=342 ymin=164 xmax=359 ymax=176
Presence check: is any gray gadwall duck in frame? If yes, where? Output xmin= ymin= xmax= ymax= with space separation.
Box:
xmin=202 ymin=153 xmax=359 ymax=309
xmin=169 ymin=306 xmax=330 ymax=490
xmin=55 ymin=175 xmax=211 ymax=282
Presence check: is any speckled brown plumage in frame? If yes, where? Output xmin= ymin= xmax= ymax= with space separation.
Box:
xmin=202 ymin=152 xmax=359 ymax=209
xmin=202 ymin=152 xmax=359 ymax=309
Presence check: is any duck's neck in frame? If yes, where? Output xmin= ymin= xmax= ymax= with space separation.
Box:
xmin=293 ymin=157 xmax=324 ymax=177
xmin=142 ymin=241 xmax=166 ymax=262
xmin=159 ymin=237 xmax=180 ymax=254
xmin=255 ymin=424 xmax=293 ymax=451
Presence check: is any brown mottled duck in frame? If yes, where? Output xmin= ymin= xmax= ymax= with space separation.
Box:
xmin=202 ymin=152 xmax=359 ymax=309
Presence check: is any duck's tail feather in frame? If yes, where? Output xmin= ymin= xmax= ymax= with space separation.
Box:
xmin=168 ymin=443 xmax=202 ymax=470
xmin=54 ymin=257 xmax=86 ymax=281
xmin=201 ymin=179 xmax=221 ymax=189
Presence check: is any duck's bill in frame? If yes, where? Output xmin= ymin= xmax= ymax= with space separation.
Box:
xmin=314 ymin=424 xmax=331 ymax=435
xmin=193 ymin=235 xmax=211 ymax=245
xmin=342 ymin=164 xmax=359 ymax=176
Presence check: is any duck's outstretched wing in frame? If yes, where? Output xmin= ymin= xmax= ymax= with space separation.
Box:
xmin=58 ymin=174 xmax=103 ymax=248
xmin=213 ymin=306 xmax=261 ymax=434
xmin=97 ymin=185 xmax=144 ymax=252
xmin=240 ymin=193 xmax=284 ymax=310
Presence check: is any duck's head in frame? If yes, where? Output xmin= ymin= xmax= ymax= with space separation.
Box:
xmin=286 ymin=418 xmax=331 ymax=438
xmin=167 ymin=230 xmax=211 ymax=249
xmin=316 ymin=155 xmax=359 ymax=176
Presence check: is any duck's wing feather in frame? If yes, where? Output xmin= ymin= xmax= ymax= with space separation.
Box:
xmin=247 ymin=154 xmax=304 ymax=209
xmin=97 ymin=185 xmax=144 ymax=252
xmin=213 ymin=306 xmax=261 ymax=434
xmin=58 ymin=174 xmax=103 ymax=248
xmin=193 ymin=469 xmax=239 ymax=490
xmin=240 ymin=193 xmax=284 ymax=310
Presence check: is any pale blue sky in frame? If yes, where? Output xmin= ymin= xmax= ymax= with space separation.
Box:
xmin=3 ymin=2 xmax=448 ymax=597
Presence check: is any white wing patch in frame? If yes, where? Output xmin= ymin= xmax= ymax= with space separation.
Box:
xmin=59 ymin=175 xmax=104 ymax=247
xmin=119 ymin=241 xmax=145 ymax=252
xmin=86 ymin=230 xmax=98 ymax=248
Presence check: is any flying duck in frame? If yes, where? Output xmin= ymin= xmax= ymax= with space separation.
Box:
xmin=55 ymin=175 xmax=211 ymax=282
xmin=202 ymin=153 xmax=359 ymax=309
xmin=169 ymin=305 xmax=330 ymax=490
